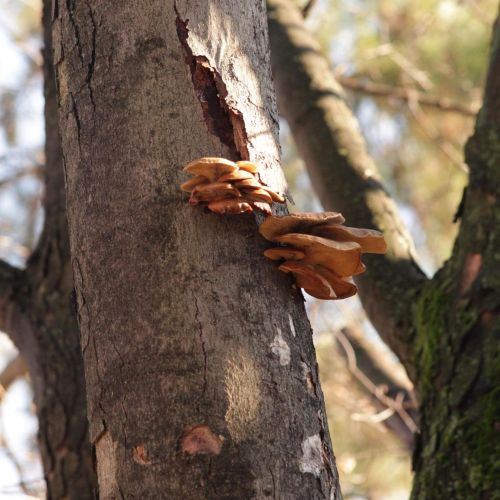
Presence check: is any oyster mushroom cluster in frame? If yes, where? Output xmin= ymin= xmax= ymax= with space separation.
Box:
xmin=259 ymin=212 xmax=386 ymax=300
xmin=181 ymin=157 xmax=285 ymax=215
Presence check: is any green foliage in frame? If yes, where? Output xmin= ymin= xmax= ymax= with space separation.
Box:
xmin=298 ymin=0 xmax=497 ymax=270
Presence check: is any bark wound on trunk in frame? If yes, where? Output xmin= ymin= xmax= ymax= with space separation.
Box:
xmin=175 ymin=9 xmax=249 ymax=160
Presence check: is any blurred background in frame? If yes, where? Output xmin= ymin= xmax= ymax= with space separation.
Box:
xmin=0 ymin=0 xmax=496 ymax=498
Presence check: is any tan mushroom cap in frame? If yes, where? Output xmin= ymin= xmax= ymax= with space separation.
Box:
xmin=207 ymin=198 xmax=253 ymax=214
xmin=235 ymin=178 xmax=263 ymax=190
xmin=242 ymin=188 xmax=273 ymax=204
xmin=279 ymin=261 xmax=335 ymax=300
xmin=259 ymin=212 xmax=346 ymax=241
xmin=249 ymin=201 xmax=272 ymax=215
xmin=264 ymin=247 xmax=305 ymax=261
xmin=236 ymin=161 xmax=259 ymax=173
xmin=180 ymin=175 xmax=208 ymax=193
xmin=311 ymin=225 xmax=387 ymax=254
xmin=218 ymin=170 xmax=255 ymax=182
xmin=315 ymin=265 xmax=358 ymax=300
xmin=189 ymin=182 xmax=240 ymax=204
xmin=184 ymin=157 xmax=238 ymax=182
xmin=275 ymin=233 xmax=362 ymax=277
xmin=264 ymin=188 xmax=286 ymax=203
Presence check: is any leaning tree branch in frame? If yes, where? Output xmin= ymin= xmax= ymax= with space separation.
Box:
xmin=267 ymin=0 xmax=427 ymax=379
xmin=0 ymin=355 xmax=28 ymax=395
xmin=335 ymin=74 xmax=480 ymax=117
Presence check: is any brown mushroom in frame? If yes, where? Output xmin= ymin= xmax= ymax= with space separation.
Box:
xmin=184 ymin=157 xmax=238 ymax=182
xmin=218 ymin=170 xmax=255 ymax=182
xmin=249 ymin=201 xmax=272 ymax=215
xmin=274 ymin=233 xmax=362 ymax=277
xmin=234 ymin=178 xmax=264 ymax=190
xmin=259 ymin=212 xmax=346 ymax=241
xmin=180 ymin=175 xmax=208 ymax=193
xmin=236 ymin=160 xmax=259 ymax=173
xmin=263 ymin=188 xmax=286 ymax=203
xmin=264 ymin=247 xmax=305 ymax=261
xmin=310 ymin=225 xmax=387 ymax=254
xmin=279 ymin=261 xmax=335 ymax=300
xmin=189 ymin=182 xmax=241 ymax=205
xmin=241 ymin=188 xmax=273 ymax=204
xmin=207 ymin=198 xmax=253 ymax=214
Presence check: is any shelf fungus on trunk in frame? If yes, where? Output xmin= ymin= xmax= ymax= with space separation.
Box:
xmin=259 ymin=212 xmax=387 ymax=300
xmin=181 ymin=157 xmax=285 ymax=215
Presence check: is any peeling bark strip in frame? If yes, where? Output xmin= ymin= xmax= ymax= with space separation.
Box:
xmin=175 ymin=8 xmax=249 ymax=160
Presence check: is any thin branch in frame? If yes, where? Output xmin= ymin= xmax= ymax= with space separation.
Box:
xmin=333 ymin=326 xmax=418 ymax=450
xmin=267 ymin=0 xmax=427 ymax=379
xmin=302 ymin=0 xmax=317 ymax=17
xmin=336 ymin=74 xmax=480 ymax=117
xmin=0 ymin=165 xmax=44 ymax=189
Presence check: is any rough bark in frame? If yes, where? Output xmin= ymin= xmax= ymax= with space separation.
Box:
xmin=266 ymin=0 xmax=427 ymax=380
xmin=411 ymin=13 xmax=500 ymax=498
xmin=52 ymin=0 xmax=341 ymax=498
xmin=267 ymin=1 xmax=500 ymax=497
xmin=0 ymin=0 xmax=97 ymax=496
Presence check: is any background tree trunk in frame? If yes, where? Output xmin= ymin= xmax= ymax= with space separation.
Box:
xmin=267 ymin=1 xmax=500 ymax=498
xmin=53 ymin=0 xmax=341 ymax=498
xmin=0 ymin=0 xmax=97 ymax=496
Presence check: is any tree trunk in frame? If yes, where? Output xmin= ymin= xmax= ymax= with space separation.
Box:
xmin=267 ymin=1 xmax=500 ymax=498
xmin=411 ymin=14 xmax=500 ymax=498
xmin=52 ymin=0 xmax=341 ymax=498
xmin=0 ymin=0 xmax=97 ymax=496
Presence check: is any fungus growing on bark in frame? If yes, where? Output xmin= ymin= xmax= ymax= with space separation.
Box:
xmin=259 ymin=212 xmax=386 ymax=300
xmin=181 ymin=157 xmax=284 ymax=214
xmin=181 ymin=160 xmax=385 ymax=301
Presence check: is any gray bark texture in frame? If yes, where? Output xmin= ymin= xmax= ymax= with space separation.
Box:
xmin=52 ymin=0 xmax=341 ymax=498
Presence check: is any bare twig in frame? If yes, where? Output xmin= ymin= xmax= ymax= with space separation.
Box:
xmin=336 ymin=74 xmax=480 ymax=118
xmin=302 ymin=0 xmax=317 ymax=17
xmin=0 ymin=165 xmax=44 ymax=189
xmin=333 ymin=325 xmax=418 ymax=449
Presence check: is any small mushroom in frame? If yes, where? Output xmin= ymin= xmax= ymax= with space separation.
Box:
xmin=259 ymin=212 xmax=346 ymax=241
xmin=207 ymin=198 xmax=253 ymax=214
xmin=189 ymin=182 xmax=241 ymax=204
xmin=263 ymin=188 xmax=286 ymax=203
xmin=264 ymin=247 xmax=305 ymax=261
xmin=241 ymin=188 xmax=273 ymax=204
xmin=184 ymin=157 xmax=238 ymax=182
xmin=310 ymin=225 xmax=387 ymax=254
xmin=180 ymin=175 xmax=208 ymax=193
xmin=218 ymin=170 xmax=255 ymax=182
xmin=236 ymin=161 xmax=259 ymax=173
xmin=279 ymin=261 xmax=335 ymax=300
xmin=235 ymin=178 xmax=265 ymax=190
xmin=249 ymin=201 xmax=272 ymax=215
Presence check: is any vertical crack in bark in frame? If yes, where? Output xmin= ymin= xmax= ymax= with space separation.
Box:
xmin=174 ymin=8 xmax=249 ymax=160
xmin=69 ymin=93 xmax=82 ymax=155
xmin=193 ymin=293 xmax=208 ymax=411
xmin=86 ymin=2 xmax=97 ymax=111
